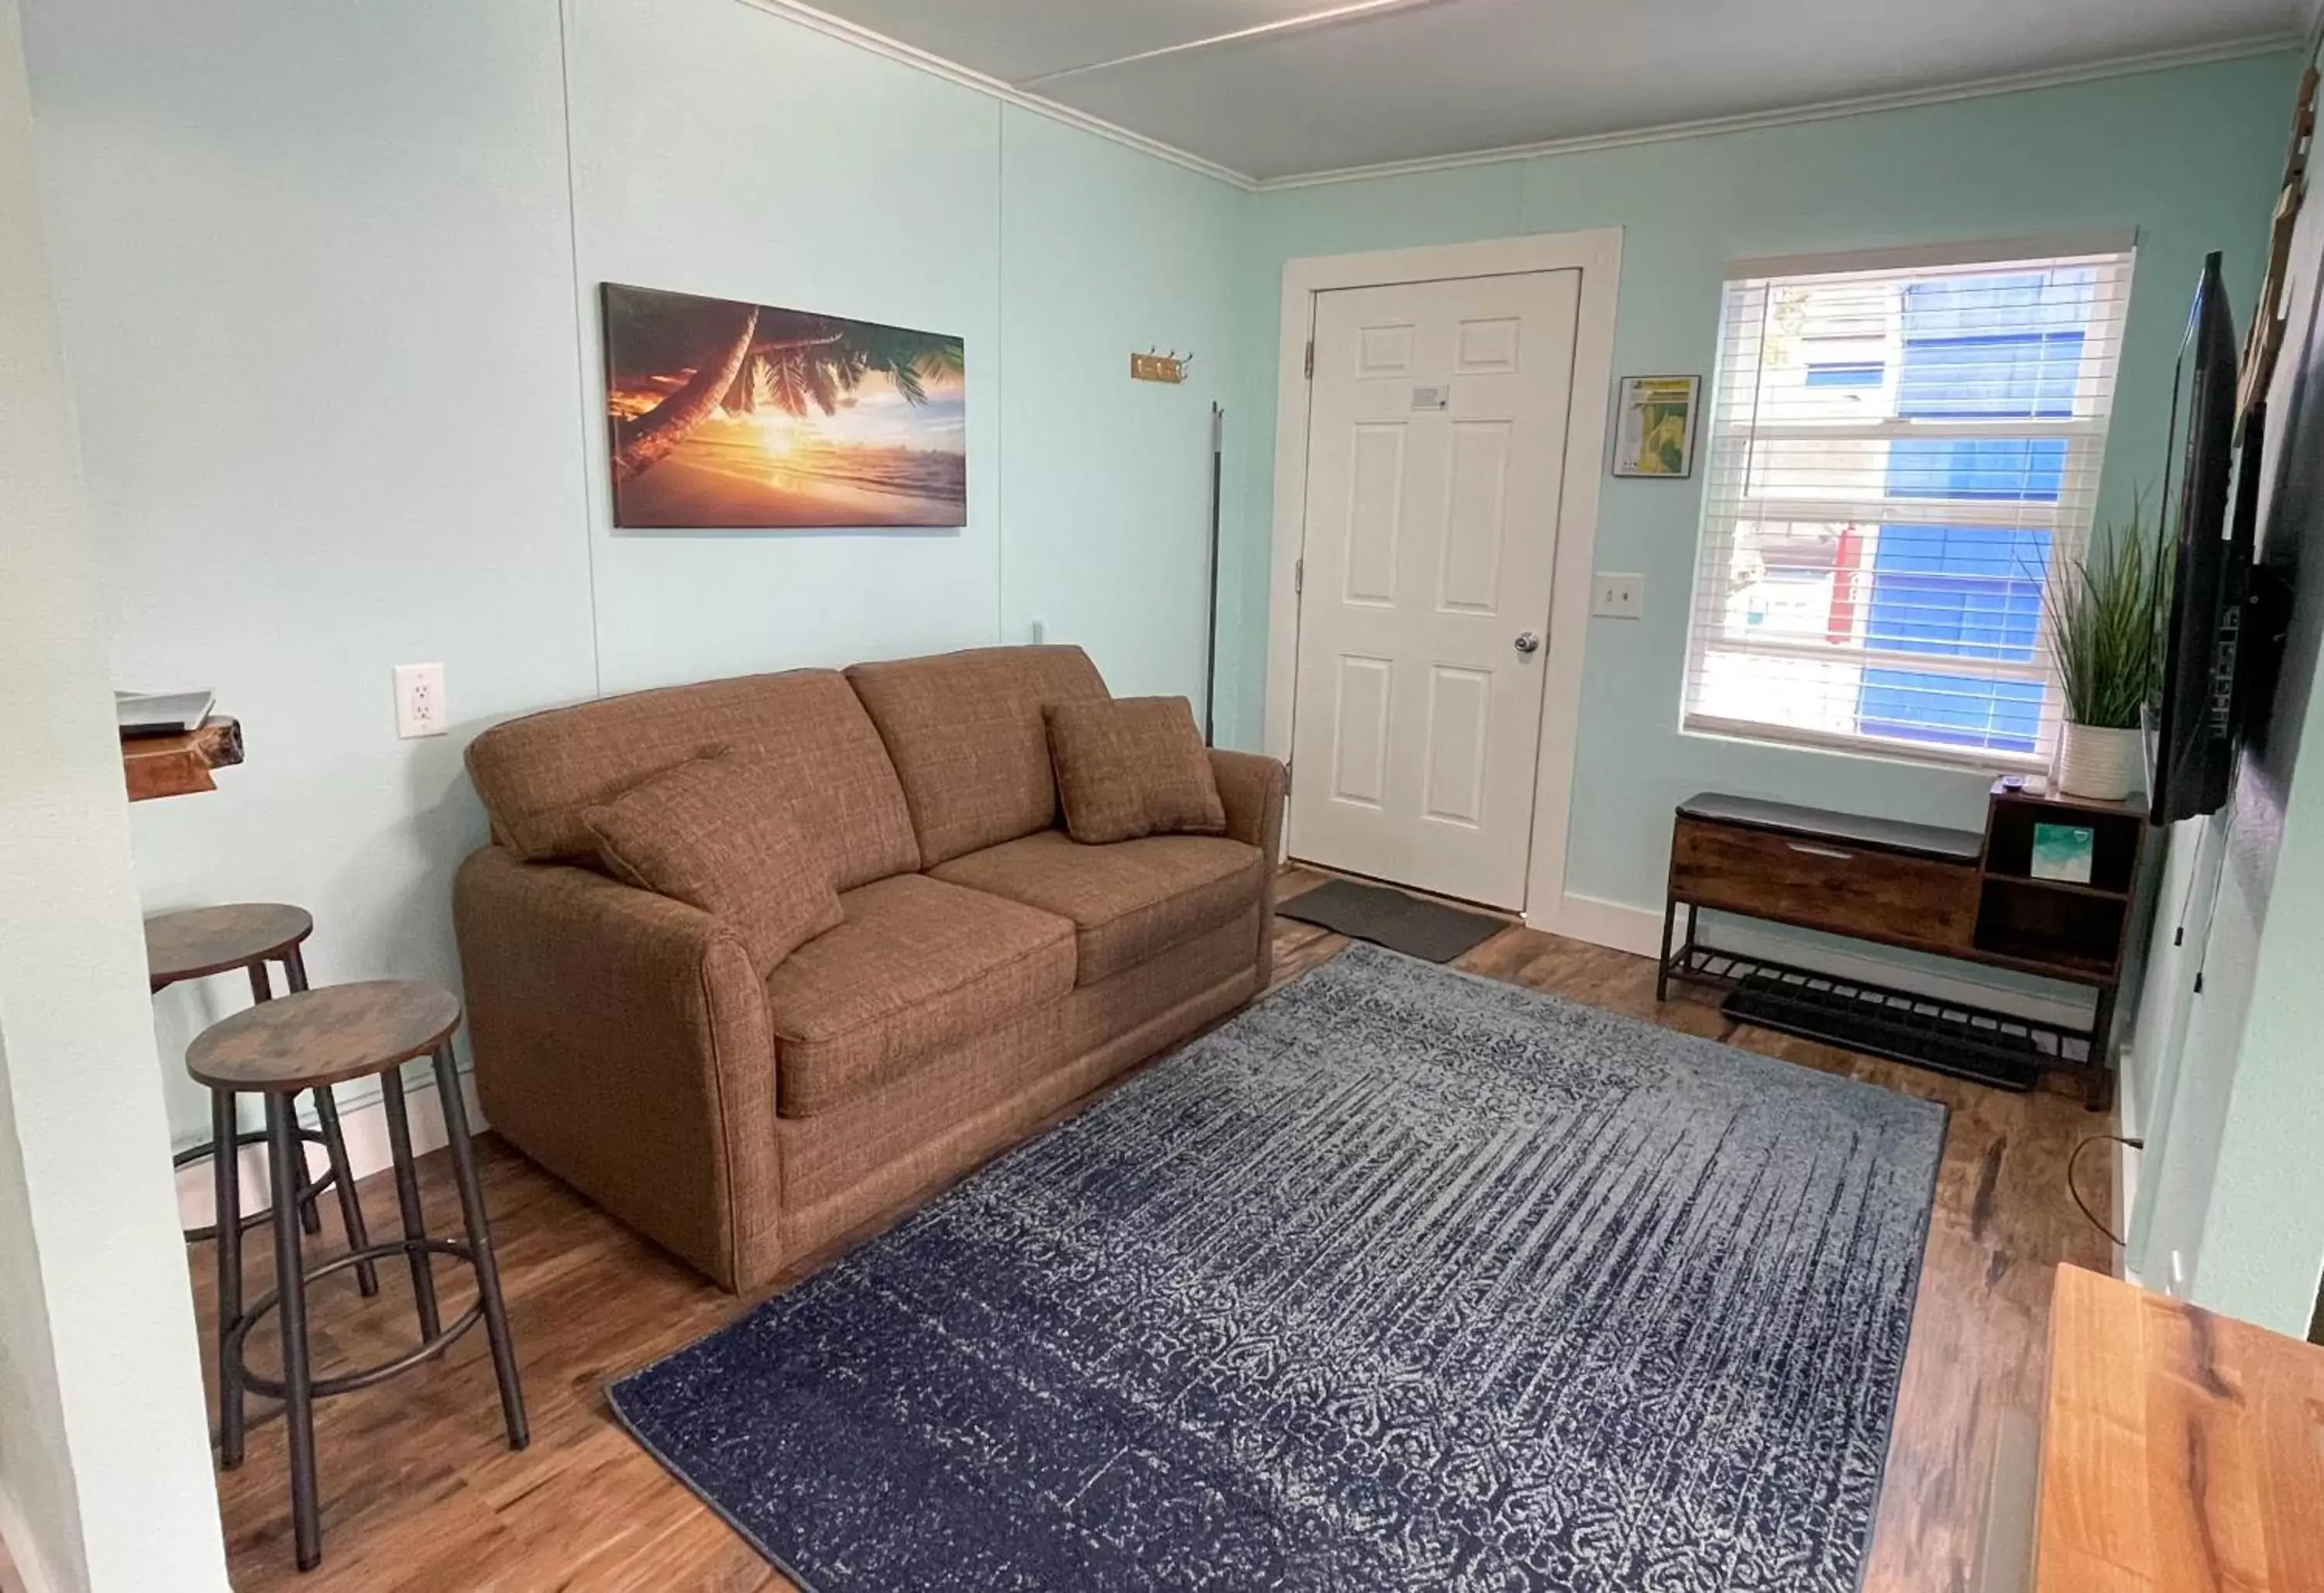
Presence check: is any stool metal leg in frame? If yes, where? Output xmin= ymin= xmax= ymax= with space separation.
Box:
xmin=211 ymin=1086 xmax=246 ymax=1468
xmin=265 ymin=1095 xmax=322 ymax=1571
xmin=380 ymin=1065 xmax=440 ymax=1340
xmin=249 ymin=959 xmax=324 ymax=1239
xmin=310 ymin=1086 xmax=379 ymax=1298
xmin=433 ymin=1044 xmax=528 ymax=1450
xmin=280 ymin=945 xmax=374 ymax=1294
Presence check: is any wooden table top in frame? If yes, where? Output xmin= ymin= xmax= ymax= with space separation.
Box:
xmin=123 ymin=715 xmax=242 ymax=803
xmin=185 ymin=980 xmax=461 ymax=1092
xmin=2037 ymin=1264 xmax=2324 ymax=1591
xmin=145 ymin=903 xmax=312 ymax=987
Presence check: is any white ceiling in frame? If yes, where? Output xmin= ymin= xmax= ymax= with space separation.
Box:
xmin=796 ymin=0 xmax=2309 ymax=181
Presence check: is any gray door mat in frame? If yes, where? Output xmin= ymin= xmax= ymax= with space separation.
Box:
xmin=1277 ymin=876 xmax=1508 ymax=963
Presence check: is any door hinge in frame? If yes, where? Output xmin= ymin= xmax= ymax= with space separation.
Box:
xmin=1304 ymin=340 xmax=1315 ymax=380
xmin=1294 ymin=557 xmax=1304 ymax=596
xmin=1284 ymin=761 xmax=1292 ymax=792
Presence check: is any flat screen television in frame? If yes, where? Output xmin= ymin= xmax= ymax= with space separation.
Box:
xmin=2149 ymin=252 xmax=2255 ymax=825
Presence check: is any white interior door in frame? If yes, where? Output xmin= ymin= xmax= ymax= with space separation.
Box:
xmin=1287 ymin=270 xmax=1580 ymax=910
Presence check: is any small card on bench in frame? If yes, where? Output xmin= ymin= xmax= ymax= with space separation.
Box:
xmin=2030 ymin=823 xmax=2095 ymax=885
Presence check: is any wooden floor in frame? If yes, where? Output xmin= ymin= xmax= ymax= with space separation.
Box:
xmin=198 ymin=867 xmax=2113 ymax=1590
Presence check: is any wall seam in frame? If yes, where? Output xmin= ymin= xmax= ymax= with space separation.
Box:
xmin=555 ymin=0 xmax=605 ymax=699
xmin=994 ymin=96 xmax=1007 ymax=646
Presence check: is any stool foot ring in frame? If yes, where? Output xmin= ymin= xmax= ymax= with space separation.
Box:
xmin=174 ymin=1127 xmax=340 ymax=1245
xmin=224 ymin=1239 xmax=484 ymax=1402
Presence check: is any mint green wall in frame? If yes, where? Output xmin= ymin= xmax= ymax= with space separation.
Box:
xmin=998 ymin=106 xmax=1250 ymax=705
xmin=20 ymin=0 xmax=1250 ymax=1150
xmin=2130 ymin=29 xmax=2324 ymax=1333
xmin=1224 ymin=53 xmax=2299 ymax=924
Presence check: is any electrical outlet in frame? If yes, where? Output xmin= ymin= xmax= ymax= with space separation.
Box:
xmin=394 ymin=662 xmax=447 ymax=739
xmin=1592 ymin=573 xmax=1645 ymax=619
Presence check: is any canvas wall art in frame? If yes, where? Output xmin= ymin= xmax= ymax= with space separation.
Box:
xmin=602 ymin=283 xmax=966 ymax=530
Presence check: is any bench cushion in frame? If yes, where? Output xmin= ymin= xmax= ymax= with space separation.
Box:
xmin=766 ymin=874 xmax=1075 ymax=1117
xmin=930 ymin=830 xmax=1265 ymax=986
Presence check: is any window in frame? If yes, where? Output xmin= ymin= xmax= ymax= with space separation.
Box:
xmin=1681 ymin=242 xmax=2133 ymax=768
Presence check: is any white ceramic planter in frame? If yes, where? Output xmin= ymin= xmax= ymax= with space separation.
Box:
xmin=2057 ymin=721 xmax=2141 ymax=802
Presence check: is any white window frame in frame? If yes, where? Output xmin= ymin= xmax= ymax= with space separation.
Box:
xmin=1679 ymin=232 xmax=2137 ymax=773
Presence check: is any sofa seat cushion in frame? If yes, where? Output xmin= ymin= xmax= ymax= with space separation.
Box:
xmin=767 ymin=874 xmax=1075 ymax=1117
xmin=929 ymin=829 xmax=1264 ymax=987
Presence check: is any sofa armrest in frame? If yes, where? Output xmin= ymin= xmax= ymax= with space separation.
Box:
xmin=1209 ymin=748 xmax=1286 ymax=860
xmin=452 ymin=846 xmax=779 ymax=1291
xmin=1208 ymin=749 xmax=1287 ymax=986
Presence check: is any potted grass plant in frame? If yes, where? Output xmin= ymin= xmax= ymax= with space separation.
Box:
xmin=2046 ymin=501 xmax=2168 ymax=801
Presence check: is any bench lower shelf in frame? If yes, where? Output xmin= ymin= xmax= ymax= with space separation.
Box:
xmin=1663 ymin=942 xmax=2096 ymax=1096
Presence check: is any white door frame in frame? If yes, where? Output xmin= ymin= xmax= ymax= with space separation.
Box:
xmin=1264 ymin=229 xmax=1623 ymax=931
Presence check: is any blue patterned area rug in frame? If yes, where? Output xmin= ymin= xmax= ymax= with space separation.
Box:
xmin=610 ymin=942 xmax=1945 ymax=1591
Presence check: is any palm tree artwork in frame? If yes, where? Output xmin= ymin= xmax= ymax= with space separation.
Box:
xmin=602 ymin=283 xmax=966 ymax=529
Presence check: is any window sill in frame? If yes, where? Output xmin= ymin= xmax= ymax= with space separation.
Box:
xmin=1679 ymin=714 xmax=2047 ymax=780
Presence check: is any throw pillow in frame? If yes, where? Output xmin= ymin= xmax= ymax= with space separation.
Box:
xmin=1045 ymin=697 xmax=1226 ymax=845
xmin=582 ymin=755 xmax=842 ymax=975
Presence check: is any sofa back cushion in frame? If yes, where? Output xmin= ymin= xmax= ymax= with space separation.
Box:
xmin=846 ymin=645 xmax=1109 ymax=867
xmin=466 ymin=670 xmax=918 ymax=888
xmin=580 ymin=755 xmax=844 ymax=977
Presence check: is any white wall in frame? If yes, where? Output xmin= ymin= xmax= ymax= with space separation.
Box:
xmin=0 ymin=0 xmax=229 ymax=1583
xmin=2122 ymin=26 xmax=2324 ymax=1330
xmin=19 ymin=0 xmax=1250 ymax=1149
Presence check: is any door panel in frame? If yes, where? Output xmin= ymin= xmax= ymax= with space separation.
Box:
xmin=1343 ymin=424 xmax=1406 ymax=605
xmin=1329 ymin=655 xmax=1393 ymax=807
xmin=1439 ymin=421 xmax=1511 ymax=613
xmin=1288 ymin=270 xmax=1580 ymax=909
xmin=1422 ymin=665 xmax=1491 ymax=827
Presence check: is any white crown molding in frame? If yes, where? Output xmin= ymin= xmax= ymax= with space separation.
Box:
xmin=726 ymin=0 xmax=1259 ymax=190
xmin=1255 ymin=33 xmax=2305 ymax=190
xmin=725 ymin=2 xmax=2298 ymax=196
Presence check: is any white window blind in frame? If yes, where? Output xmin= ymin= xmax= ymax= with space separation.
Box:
xmin=1681 ymin=242 xmax=2135 ymax=769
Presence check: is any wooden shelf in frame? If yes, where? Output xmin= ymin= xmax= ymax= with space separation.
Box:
xmin=2036 ymin=1265 xmax=2324 ymax=1590
xmin=122 ymin=716 xmax=242 ymax=803
xmin=1979 ymin=874 xmax=2130 ymax=903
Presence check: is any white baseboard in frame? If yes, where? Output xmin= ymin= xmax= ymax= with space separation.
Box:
xmin=2115 ymin=1047 xmax=2142 ymax=1282
xmin=0 ymin=1483 xmax=62 ymax=1593
xmin=174 ymin=1068 xmax=486 ymax=1233
xmin=1538 ymin=892 xmax=1666 ymax=956
xmin=1535 ymin=892 xmax=2094 ymax=1029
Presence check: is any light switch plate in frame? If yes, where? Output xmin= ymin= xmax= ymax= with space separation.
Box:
xmin=1592 ymin=573 xmax=1645 ymax=619
xmin=394 ymin=662 xmax=447 ymax=738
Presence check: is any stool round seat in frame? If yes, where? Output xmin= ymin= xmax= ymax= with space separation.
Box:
xmin=146 ymin=903 xmax=312 ymax=987
xmin=187 ymin=980 xmax=461 ymax=1092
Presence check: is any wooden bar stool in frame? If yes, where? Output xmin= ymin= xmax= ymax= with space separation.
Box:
xmin=146 ymin=907 xmax=380 ymax=1356
xmin=188 ymin=980 xmax=528 ymax=1573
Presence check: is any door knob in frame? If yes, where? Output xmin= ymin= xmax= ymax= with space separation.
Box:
xmin=1514 ymin=631 xmax=1542 ymax=655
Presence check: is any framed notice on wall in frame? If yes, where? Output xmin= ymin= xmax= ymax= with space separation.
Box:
xmin=1611 ymin=374 xmax=1700 ymax=479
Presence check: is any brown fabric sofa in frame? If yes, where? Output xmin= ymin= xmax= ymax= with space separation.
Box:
xmin=452 ymin=645 xmax=1284 ymax=1292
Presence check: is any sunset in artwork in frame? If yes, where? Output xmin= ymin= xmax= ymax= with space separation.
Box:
xmin=603 ymin=283 xmax=966 ymax=529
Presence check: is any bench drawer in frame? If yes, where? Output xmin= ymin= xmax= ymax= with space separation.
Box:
xmin=1671 ymin=816 xmax=1978 ymax=953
